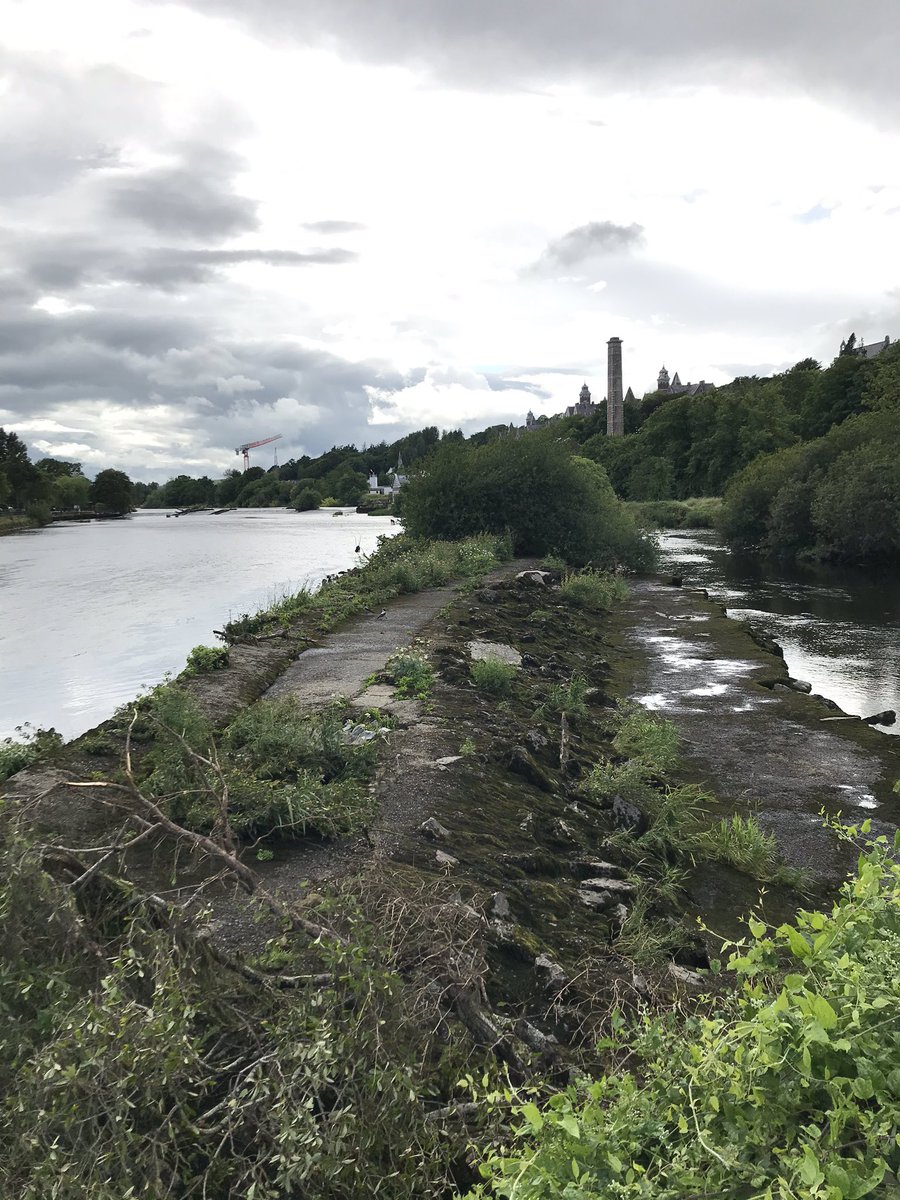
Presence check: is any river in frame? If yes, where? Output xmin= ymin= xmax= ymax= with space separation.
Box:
xmin=656 ymin=529 xmax=900 ymax=735
xmin=0 ymin=508 xmax=397 ymax=742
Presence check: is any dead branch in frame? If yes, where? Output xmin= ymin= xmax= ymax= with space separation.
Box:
xmin=63 ymin=712 xmax=344 ymax=945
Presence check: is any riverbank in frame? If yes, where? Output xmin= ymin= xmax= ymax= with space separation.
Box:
xmin=0 ymin=513 xmax=38 ymax=535
xmin=3 ymin=545 xmax=899 ymax=1195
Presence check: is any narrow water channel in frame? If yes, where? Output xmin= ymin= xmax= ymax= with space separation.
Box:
xmin=656 ymin=529 xmax=900 ymax=735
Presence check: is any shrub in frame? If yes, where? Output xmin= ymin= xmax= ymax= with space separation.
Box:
xmin=468 ymin=825 xmax=900 ymax=1200
xmin=534 ymin=673 xmax=589 ymax=720
xmin=293 ymin=487 xmax=320 ymax=511
xmin=559 ymin=570 xmax=628 ymax=612
xmin=401 ymin=434 xmax=654 ymax=568
xmin=384 ymin=648 xmax=435 ymax=699
xmin=470 ymin=657 xmax=517 ymax=696
xmin=0 ymin=725 xmax=63 ymax=782
xmin=184 ymin=644 xmax=230 ymax=675
xmin=24 ymin=501 xmax=52 ymax=526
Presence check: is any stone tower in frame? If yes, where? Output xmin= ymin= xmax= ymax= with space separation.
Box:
xmin=657 ymin=365 xmax=670 ymax=391
xmin=607 ymin=336 xmax=624 ymax=436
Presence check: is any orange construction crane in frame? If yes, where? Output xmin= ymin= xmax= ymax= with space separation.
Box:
xmin=235 ymin=434 xmax=282 ymax=472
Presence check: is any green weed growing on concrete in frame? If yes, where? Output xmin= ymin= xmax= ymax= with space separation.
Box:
xmin=559 ymin=570 xmax=628 ymax=613
xmin=697 ymin=812 xmax=779 ymax=879
xmin=471 ymin=657 xmax=517 ymax=696
xmin=384 ymin=646 xmax=435 ymax=699
xmin=184 ymin=644 xmax=230 ymax=675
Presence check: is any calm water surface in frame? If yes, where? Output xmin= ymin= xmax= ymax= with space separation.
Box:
xmin=0 ymin=508 xmax=397 ymax=740
xmin=657 ymin=529 xmax=900 ymax=734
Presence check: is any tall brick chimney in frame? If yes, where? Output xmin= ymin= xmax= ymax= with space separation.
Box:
xmin=607 ymin=336 xmax=624 ymax=436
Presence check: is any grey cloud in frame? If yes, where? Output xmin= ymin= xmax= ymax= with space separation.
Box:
xmin=534 ymin=221 xmax=645 ymax=272
xmin=5 ymin=232 xmax=356 ymax=292
xmin=108 ymin=145 xmax=258 ymax=239
xmin=302 ymin=220 xmax=367 ymax=234
xmin=162 ymin=0 xmax=900 ymax=118
xmin=0 ymin=52 xmax=157 ymax=200
xmin=0 ymin=286 xmax=407 ymax=477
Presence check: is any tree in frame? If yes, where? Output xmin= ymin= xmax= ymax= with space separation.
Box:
xmin=293 ymin=487 xmax=320 ymax=511
xmin=91 ymin=469 xmax=133 ymax=514
xmin=401 ymin=433 xmax=653 ymax=568
xmin=36 ymin=458 xmax=84 ymax=479
xmin=52 ymin=475 xmax=91 ymax=510
xmin=0 ymin=428 xmax=29 ymax=464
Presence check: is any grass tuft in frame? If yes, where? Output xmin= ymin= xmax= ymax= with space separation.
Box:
xmin=470 ymin=657 xmax=518 ymax=696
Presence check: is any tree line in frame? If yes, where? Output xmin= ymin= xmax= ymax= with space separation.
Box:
xmin=0 ymin=430 xmax=136 ymax=520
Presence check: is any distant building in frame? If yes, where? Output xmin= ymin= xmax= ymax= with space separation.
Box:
xmin=647 ymin=364 xmax=715 ymax=399
xmin=563 ymin=382 xmax=599 ymax=420
xmin=519 ymin=334 xmax=637 ymax=434
xmin=367 ymin=452 xmax=408 ymax=496
xmin=858 ymin=335 xmax=892 ymax=359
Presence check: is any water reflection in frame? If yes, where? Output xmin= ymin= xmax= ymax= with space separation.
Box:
xmin=657 ymin=529 xmax=900 ymax=735
xmin=0 ymin=508 xmax=397 ymax=740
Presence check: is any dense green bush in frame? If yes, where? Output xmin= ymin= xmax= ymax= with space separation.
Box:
xmin=721 ymin=410 xmax=900 ymax=562
xmin=184 ymin=644 xmax=230 ymax=674
xmin=401 ymin=435 xmax=654 ymax=569
xmin=292 ymin=486 xmax=320 ymax=511
xmin=469 ymin=823 xmax=900 ymax=1200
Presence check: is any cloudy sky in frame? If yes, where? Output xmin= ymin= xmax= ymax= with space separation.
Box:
xmin=1 ymin=0 xmax=899 ymax=480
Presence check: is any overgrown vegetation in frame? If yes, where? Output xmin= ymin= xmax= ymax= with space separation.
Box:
xmin=0 ymin=834 xmax=483 ymax=1199
xmin=471 ymin=657 xmax=518 ymax=696
xmin=401 ymin=435 xmax=654 ymax=568
xmin=589 ymin=706 xmax=781 ymax=883
xmin=383 ymin=645 xmax=435 ymax=699
xmin=222 ymin=531 xmax=511 ymax=639
xmin=720 ymin=408 xmax=900 ymax=562
xmin=184 ymin=644 xmax=230 ymax=674
xmin=626 ymin=496 xmax=722 ymax=530
xmin=469 ymin=822 xmax=900 ymax=1199
xmin=0 ymin=725 xmax=63 ymax=782
xmin=139 ymin=688 xmax=379 ymax=841
xmin=559 ymin=570 xmax=629 ymax=612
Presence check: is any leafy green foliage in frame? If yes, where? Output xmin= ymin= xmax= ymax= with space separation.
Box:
xmin=471 ymin=657 xmax=518 ymax=696
xmin=559 ymin=570 xmax=628 ymax=613
xmin=721 ymin=409 xmax=900 ymax=562
xmin=140 ymin=690 xmax=378 ymax=841
xmin=384 ymin=646 xmax=435 ymax=699
xmin=401 ymin=435 xmax=654 ymax=568
xmin=0 ymin=845 xmax=463 ymax=1199
xmin=534 ymin=673 xmax=589 ymax=721
xmin=469 ymin=825 xmax=900 ymax=1200
xmin=184 ymin=644 xmax=230 ymax=675
xmin=293 ymin=486 xmax=320 ymax=511
xmin=0 ymin=725 xmax=63 ymax=782
xmin=90 ymin=468 xmax=133 ymax=514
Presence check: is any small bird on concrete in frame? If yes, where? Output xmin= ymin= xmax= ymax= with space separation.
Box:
xmin=377 ymin=609 xmax=387 ymax=619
